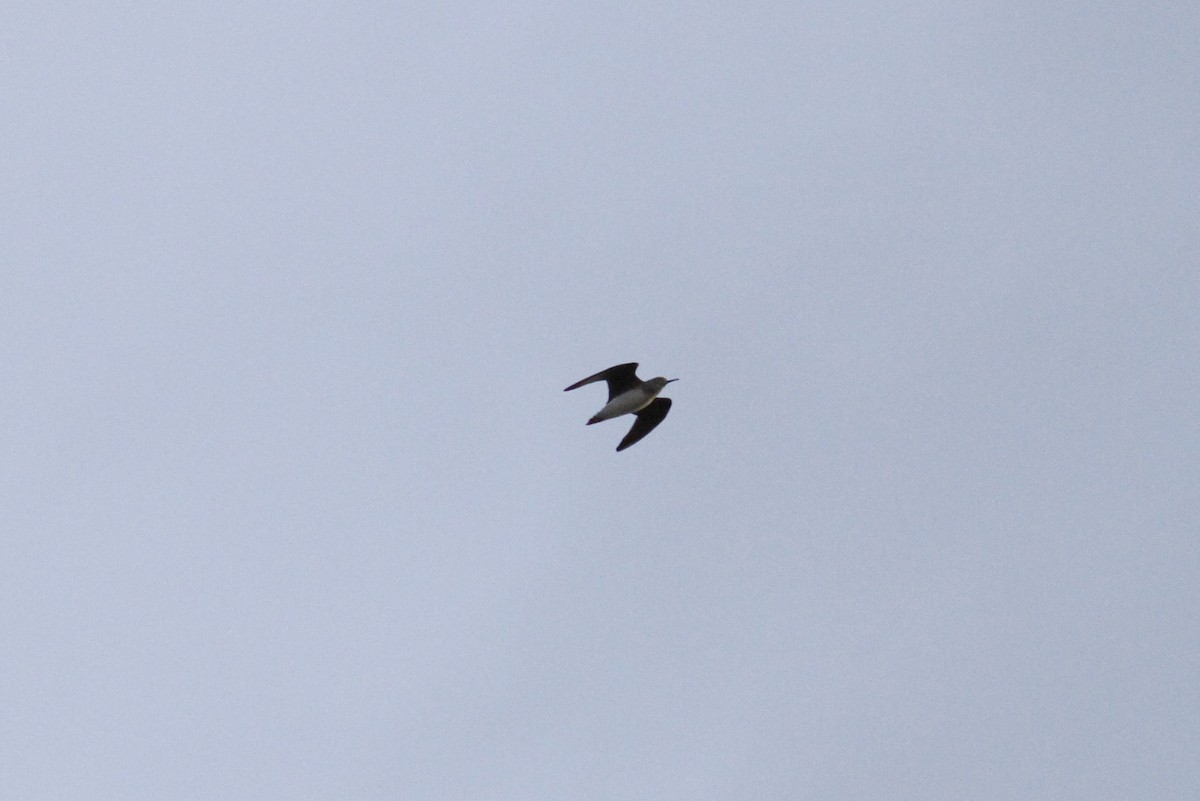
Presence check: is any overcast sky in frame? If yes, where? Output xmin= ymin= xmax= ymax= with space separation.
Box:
xmin=3 ymin=2 xmax=1198 ymax=799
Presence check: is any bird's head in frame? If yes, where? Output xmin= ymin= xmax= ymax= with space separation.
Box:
xmin=648 ymin=377 xmax=679 ymax=393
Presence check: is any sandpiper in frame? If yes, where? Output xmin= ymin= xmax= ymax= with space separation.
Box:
xmin=564 ymin=362 xmax=678 ymax=451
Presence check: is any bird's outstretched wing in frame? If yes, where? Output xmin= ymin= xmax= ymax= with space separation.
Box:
xmin=563 ymin=363 xmax=640 ymax=401
xmin=616 ymin=397 xmax=671 ymax=451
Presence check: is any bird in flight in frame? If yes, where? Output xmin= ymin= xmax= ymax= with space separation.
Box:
xmin=564 ymin=362 xmax=678 ymax=451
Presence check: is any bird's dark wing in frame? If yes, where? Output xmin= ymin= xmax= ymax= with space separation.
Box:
xmin=563 ymin=363 xmax=640 ymax=401
xmin=616 ymin=397 xmax=671 ymax=451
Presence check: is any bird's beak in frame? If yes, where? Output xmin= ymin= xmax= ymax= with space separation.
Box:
xmin=667 ymin=378 xmax=679 ymax=383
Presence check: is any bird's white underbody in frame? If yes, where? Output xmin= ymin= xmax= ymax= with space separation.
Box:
xmin=588 ymin=388 xmax=659 ymax=424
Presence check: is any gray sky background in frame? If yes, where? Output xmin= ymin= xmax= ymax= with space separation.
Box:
xmin=3 ymin=2 xmax=1198 ymax=799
